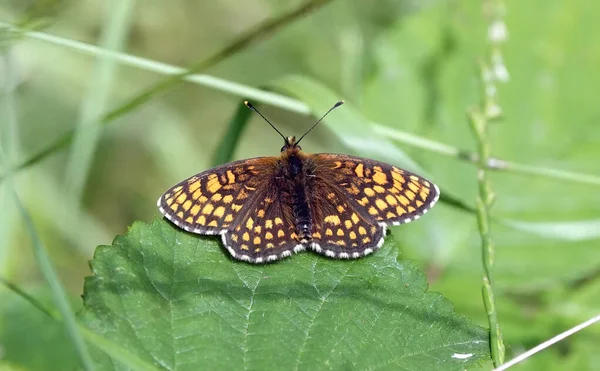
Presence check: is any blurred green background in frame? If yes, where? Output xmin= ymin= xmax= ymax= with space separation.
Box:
xmin=1 ymin=0 xmax=599 ymax=370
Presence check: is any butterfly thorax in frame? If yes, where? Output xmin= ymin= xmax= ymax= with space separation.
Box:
xmin=279 ymin=144 xmax=315 ymax=244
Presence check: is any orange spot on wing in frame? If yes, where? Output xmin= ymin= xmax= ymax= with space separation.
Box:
xmin=189 ymin=181 xmax=201 ymax=192
xmin=354 ymin=163 xmax=364 ymax=177
xmin=202 ymin=204 xmax=214 ymax=215
xmin=213 ymin=206 xmax=225 ymax=218
xmin=375 ymin=199 xmax=388 ymax=210
xmin=226 ymin=170 xmax=236 ymax=184
xmin=372 ymin=171 xmax=387 ymax=185
xmin=324 ymin=215 xmax=341 ymax=225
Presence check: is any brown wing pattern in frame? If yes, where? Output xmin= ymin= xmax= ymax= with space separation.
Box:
xmin=157 ymin=157 xmax=278 ymax=235
xmin=307 ymin=180 xmax=386 ymax=258
xmin=221 ymin=185 xmax=300 ymax=263
xmin=311 ymin=154 xmax=440 ymax=227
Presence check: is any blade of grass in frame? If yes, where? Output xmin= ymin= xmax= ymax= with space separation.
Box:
xmin=64 ymin=0 xmax=135 ymax=204
xmin=100 ymin=0 xmax=334 ymax=125
xmin=0 ymin=51 xmax=20 ymax=278
xmin=495 ymin=218 xmax=600 ymax=242
xmin=0 ymin=278 xmax=162 ymax=371
xmin=374 ymin=124 xmax=600 ymax=186
xmin=12 ymin=194 xmax=95 ymax=371
xmin=212 ymin=100 xmax=253 ymax=166
xmin=1 ymin=23 xmax=598 ymax=189
xmin=0 ymin=276 xmax=55 ymax=318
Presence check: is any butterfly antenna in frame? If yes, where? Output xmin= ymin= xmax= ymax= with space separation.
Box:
xmin=295 ymin=100 xmax=344 ymax=145
xmin=244 ymin=101 xmax=287 ymax=141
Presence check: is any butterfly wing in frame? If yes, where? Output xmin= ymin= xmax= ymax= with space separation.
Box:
xmin=305 ymin=154 xmax=439 ymax=258
xmin=157 ymin=157 xmax=278 ymax=235
xmin=306 ymin=180 xmax=387 ymax=258
xmin=312 ymin=154 xmax=440 ymax=225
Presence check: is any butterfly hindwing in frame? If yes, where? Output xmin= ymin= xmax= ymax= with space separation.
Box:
xmin=157 ymin=157 xmax=278 ymax=234
xmin=221 ymin=184 xmax=300 ymax=263
xmin=307 ymin=181 xmax=386 ymax=258
xmin=310 ymin=154 xmax=440 ymax=227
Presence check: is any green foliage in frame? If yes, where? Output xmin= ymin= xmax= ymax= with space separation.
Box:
xmin=79 ymin=219 xmax=489 ymax=370
xmin=0 ymin=291 xmax=78 ymax=371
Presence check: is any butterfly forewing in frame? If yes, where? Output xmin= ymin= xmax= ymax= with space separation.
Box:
xmin=157 ymin=157 xmax=278 ymax=234
xmin=311 ymin=154 xmax=440 ymax=227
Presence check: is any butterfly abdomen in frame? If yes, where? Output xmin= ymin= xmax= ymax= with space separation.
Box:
xmin=285 ymin=151 xmax=313 ymax=244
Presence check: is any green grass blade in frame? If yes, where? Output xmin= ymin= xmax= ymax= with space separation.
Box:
xmin=0 ymin=52 xmax=20 ymax=278
xmin=212 ymin=100 xmax=253 ymax=166
xmin=496 ymin=218 xmax=600 ymax=242
xmin=2 ymin=22 xmax=598 ymax=191
xmin=64 ymin=0 xmax=134 ymax=204
xmin=12 ymin=195 xmax=95 ymax=371
xmin=100 ymin=0 xmax=334 ymax=125
xmin=0 ymin=277 xmax=56 ymax=318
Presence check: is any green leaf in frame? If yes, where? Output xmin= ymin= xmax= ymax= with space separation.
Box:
xmin=80 ymin=219 xmax=490 ymax=370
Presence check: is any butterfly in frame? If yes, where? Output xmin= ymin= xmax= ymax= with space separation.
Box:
xmin=157 ymin=101 xmax=439 ymax=263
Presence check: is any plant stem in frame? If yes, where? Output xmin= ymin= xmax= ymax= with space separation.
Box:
xmin=470 ymin=107 xmax=504 ymax=366
xmin=469 ymin=0 xmax=508 ymax=365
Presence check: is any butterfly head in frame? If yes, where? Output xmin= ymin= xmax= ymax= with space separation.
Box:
xmin=281 ymin=136 xmax=301 ymax=152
